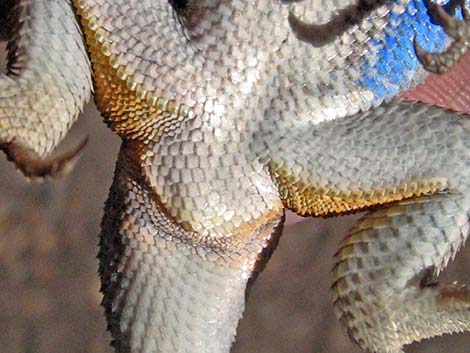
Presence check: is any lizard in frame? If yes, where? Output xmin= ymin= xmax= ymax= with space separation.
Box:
xmin=1 ymin=0 xmax=470 ymax=352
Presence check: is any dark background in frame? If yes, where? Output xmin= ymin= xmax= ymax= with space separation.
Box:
xmin=1 ymin=43 xmax=469 ymax=353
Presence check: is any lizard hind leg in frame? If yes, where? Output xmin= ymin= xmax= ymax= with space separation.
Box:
xmin=331 ymin=193 xmax=470 ymax=353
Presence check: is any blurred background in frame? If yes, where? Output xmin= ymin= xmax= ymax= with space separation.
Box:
xmin=1 ymin=43 xmax=470 ymax=353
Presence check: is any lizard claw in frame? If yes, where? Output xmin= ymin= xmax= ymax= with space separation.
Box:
xmin=415 ymin=0 xmax=470 ymax=73
xmin=0 ymin=136 xmax=89 ymax=181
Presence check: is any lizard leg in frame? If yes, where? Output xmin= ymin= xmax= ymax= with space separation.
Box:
xmin=332 ymin=193 xmax=470 ymax=353
xmin=100 ymin=143 xmax=284 ymax=353
xmin=414 ymin=0 xmax=470 ymax=73
xmin=257 ymin=100 xmax=470 ymax=351
xmin=259 ymin=101 xmax=470 ymax=218
xmin=0 ymin=0 xmax=92 ymax=179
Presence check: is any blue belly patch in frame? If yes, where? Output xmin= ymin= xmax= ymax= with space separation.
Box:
xmin=358 ymin=0 xmax=458 ymax=102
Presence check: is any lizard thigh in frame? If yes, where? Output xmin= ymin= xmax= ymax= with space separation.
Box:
xmin=257 ymin=101 xmax=470 ymax=352
xmin=263 ymin=101 xmax=470 ymax=217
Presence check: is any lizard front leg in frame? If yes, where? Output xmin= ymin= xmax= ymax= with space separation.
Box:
xmin=0 ymin=0 xmax=92 ymax=179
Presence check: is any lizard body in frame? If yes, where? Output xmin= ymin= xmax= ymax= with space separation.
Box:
xmin=1 ymin=1 xmax=470 ymax=352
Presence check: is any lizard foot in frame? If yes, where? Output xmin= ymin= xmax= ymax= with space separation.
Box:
xmin=332 ymin=194 xmax=470 ymax=353
xmin=0 ymin=136 xmax=88 ymax=181
xmin=414 ymin=0 xmax=470 ymax=73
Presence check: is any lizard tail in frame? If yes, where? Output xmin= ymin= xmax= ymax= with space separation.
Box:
xmin=99 ymin=144 xmax=285 ymax=353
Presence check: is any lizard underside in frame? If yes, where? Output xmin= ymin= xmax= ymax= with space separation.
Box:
xmin=1 ymin=1 xmax=470 ymax=352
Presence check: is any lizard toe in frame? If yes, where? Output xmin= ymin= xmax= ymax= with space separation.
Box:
xmin=0 ymin=136 xmax=88 ymax=181
xmin=415 ymin=0 xmax=470 ymax=73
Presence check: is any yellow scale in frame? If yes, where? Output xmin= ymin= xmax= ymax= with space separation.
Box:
xmin=73 ymin=0 xmax=190 ymax=142
xmin=269 ymin=161 xmax=448 ymax=216
xmin=73 ymin=0 xmax=448 ymax=222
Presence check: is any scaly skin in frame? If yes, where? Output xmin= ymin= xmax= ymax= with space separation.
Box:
xmin=0 ymin=0 xmax=91 ymax=179
xmin=1 ymin=1 xmax=470 ymax=353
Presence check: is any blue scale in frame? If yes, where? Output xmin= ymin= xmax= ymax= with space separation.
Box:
xmin=358 ymin=0 xmax=460 ymax=102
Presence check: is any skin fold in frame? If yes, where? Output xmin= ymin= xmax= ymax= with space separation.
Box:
xmin=1 ymin=1 xmax=470 ymax=353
